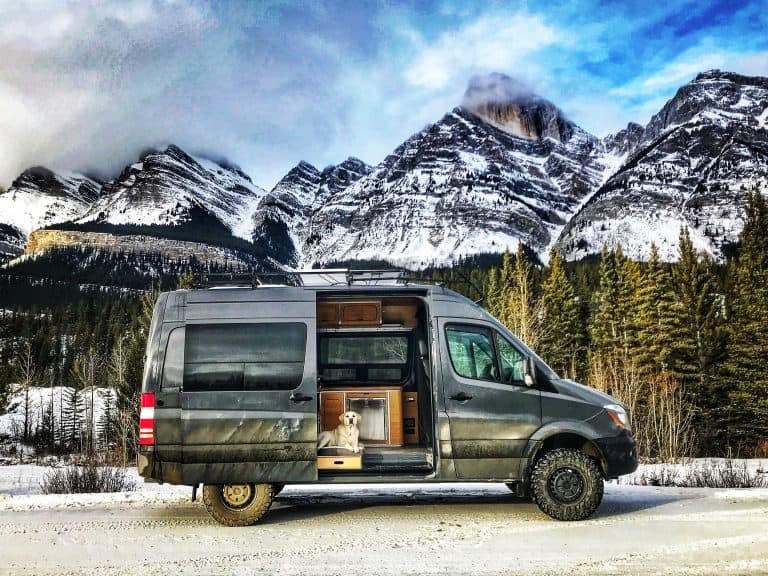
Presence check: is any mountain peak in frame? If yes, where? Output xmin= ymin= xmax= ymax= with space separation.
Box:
xmin=692 ymin=69 xmax=768 ymax=86
xmin=461 ymin=72 xmax=574 ymax=142
xmin=462 ymin=72 xmax=538 ymax=107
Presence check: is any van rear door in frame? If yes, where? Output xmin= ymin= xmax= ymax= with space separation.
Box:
xmin=179 ymin=288 xmax=317 ymax=485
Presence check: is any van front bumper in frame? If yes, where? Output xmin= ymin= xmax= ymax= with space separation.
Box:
xmin=594 ymin=429 xmax=638 ymax=478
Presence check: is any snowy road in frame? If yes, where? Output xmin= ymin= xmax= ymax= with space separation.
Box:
xmin=1 ymin=481 xmax=768 ymax=575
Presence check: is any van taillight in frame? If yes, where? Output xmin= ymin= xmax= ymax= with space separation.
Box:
xmin=139 ymin=393 xmax=155 ymax=446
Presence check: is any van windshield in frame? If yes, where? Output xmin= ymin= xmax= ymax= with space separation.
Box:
xmin=319 ymin=333 xmax=410 ymax=383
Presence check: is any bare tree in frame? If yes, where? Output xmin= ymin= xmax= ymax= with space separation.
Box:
xmin=108 ymin=336 xmax=130 ymax=461
xmin=646 ymin=371 xmax=695 ymax=461
xmin=71 ymin=347 xmax=102 ymax=454
xmin=16 ymin=342 xmax=40 ymax=444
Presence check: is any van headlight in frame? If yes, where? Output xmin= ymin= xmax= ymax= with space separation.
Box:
xmin=604 ymin=404 xmax=629 ymax=430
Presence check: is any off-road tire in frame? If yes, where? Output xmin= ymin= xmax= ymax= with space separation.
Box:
xmin=202 ymin=483 xmax=274 ymax=527
xmin=273 ymin=483 xmax=285 ymax=496
xmin=530 ymin=448 xmax=603 ymax=521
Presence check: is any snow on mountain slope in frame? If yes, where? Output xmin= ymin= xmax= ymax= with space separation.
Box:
xmin=251 ymin=158 xmax=371 ymax=267
xmin=77 ymin=145 xmax=266 ymax=239
xmin=301 ymin=84 xmax=609 ymax=268
xmin=0 ymin=168 xmax=100 ymax=252
xmin=557 ymin=70 xmax=768 ymax=261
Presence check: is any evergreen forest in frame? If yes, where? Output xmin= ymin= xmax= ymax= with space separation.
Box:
xmin=1 ymin=190 xmax=767 ymax=461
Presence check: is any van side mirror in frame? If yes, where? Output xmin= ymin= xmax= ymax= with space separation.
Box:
xmin=523 ymin=356 xmax=536 ymax=387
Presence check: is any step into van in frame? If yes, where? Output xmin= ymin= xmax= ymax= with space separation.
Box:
xmin=138 ymin=270 xmax=637 ymax=525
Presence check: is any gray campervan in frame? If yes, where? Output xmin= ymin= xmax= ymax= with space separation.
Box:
xmin=138 ymin=270 xmax=637 ymax=525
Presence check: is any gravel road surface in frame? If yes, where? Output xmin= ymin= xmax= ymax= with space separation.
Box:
xmin=1 ymin=483 xmax=767 ymax=576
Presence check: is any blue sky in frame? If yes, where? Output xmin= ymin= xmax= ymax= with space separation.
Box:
xmin=0 ymin=0 xmax=766 ymax=189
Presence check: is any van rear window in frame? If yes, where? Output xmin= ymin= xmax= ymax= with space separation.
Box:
xmin=184 ymin=323 xmax=306 ymax=391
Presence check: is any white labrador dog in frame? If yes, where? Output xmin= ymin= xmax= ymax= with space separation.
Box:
xmin=318 ymin=411 xmax=363 ymax=453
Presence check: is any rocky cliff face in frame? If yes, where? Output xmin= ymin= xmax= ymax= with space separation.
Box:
xmin=251 ymin=158 xmax=372 ymax=267
xmin=557 ymin=70 xmax=768 ymax=261
xmin=300 ymin=103 xmax=608 ymax=268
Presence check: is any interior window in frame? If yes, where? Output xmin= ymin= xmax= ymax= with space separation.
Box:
xmin=496 ymin=333 xmax=526 ymax=385
xmin=318 ymin=333 xmax=410 ymax=383
xmin=446 ymin=326 xmax=499 ymax=381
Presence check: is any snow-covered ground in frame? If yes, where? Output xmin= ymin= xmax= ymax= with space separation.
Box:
xmin=0 ymin=466 xmax=767 ymax=575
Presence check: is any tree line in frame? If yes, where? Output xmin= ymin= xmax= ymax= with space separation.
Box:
xmin=478 ymin=189 xmax=767 ymax=459
xmin=1 ymin=191 xmax=766 ymax=461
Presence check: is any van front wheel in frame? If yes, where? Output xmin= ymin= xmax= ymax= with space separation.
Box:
xmin=202 ymin=483 xmax=274 ymax=526
xmin=530 ymin=448 xmax=603 ymax=521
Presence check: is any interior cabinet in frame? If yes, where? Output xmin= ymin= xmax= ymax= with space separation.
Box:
xmin=403 ymin=391 xmax=419 ymax=445
xmin=319 ymin=386 xmax=404 ymax=447
xmin=318 ymin=301 xmax=382 ymax=327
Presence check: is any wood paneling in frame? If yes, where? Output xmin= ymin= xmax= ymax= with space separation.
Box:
xmin=317 ymin=303 xmax=338 ymax=326
xmin=318 ymin=452 xmax=362 ymax=470
xmin=317 ymin=300 xmax=382 ymax=327
xmin=339 ymin=301 xmax=381 ymax=325
xmin=403 ymin=391 xmax=419 ymax=445
xmin=320 ymin=392 xmax=345 ymax=432
xmin=382 ymin=300 xmax=418 ymax=327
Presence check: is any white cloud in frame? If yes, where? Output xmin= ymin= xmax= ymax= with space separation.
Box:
xmin=403 ymin=12 xmax=560 ymax=92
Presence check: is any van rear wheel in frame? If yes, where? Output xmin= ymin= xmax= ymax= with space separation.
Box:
xmin=530 ymin=448 xmax=603 ymax=521
xmin=202 ymin=483 xmax=274 ymax=526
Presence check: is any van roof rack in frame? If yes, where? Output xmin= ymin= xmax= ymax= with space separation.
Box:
xmin=193 ymin=269 xmax=438 ymax=288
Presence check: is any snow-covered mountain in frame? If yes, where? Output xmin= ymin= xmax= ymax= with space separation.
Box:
xmin=77 ymin=145 xmax=266 ymax=240
xmin=557 ymin=70 xmax=768 ymax=261
xmin=298 ymin=74 xmax=612 ymax=268
xmin=251 ymin=158 xmax=372 ymax=267
xmin=1 ymin=70 xmax=766 ymax=277
xmin=0 ymin=168 xmax=100 ymax=256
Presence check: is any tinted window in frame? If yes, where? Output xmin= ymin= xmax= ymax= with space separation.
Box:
xmin=446 ymin=326 xmax=499 ymax=381
xmin=161 ymin=327 xmax=185 ymax=389
xmin=496 ymin=334 xmax=526 ymax=385
xmin=184 ymin=323 xmax=306 ymax=391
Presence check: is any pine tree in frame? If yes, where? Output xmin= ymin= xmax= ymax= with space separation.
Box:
xmin=671 ymin=227 xmax=726 ymax=449
xmin=724 ymin=188 xmax=768 ymax=454
xmin=485 ymin=267 xmax=502 ymax=319
xmin=98 ymin=388 xmax=117 ymax=451
xmin=635 ymin=244 xmax=682 ymax=373
xmin=503 ymin=243 xmax=542 ymax=347
xmin=61 ymin=386 xmax=84 ymax=452
xmin=539 ymin=251 xmax=583 ymax=378
xmin=591 ymin=246 xmax=631 ymax=354
xmin=588 ymin=245 xmax=647 ymax=451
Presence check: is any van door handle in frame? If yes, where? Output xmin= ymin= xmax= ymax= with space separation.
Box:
xmin=290 ymin=392 xmax=314 ymax=403
xmin=449 ymin=392 xmax=473 ymax=402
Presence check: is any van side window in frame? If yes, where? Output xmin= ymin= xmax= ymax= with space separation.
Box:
xmin=445 ymin=326 xmax=499 ymax=381
xmin=495 ymin=333 xmax=526 ymax=385
xmin=184 ymin=323 xmax=307 ymax=391
xmin=162 ymin=327 xmax=185 ymax=389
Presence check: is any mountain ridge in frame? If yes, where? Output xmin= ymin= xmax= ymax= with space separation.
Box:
xmin=1 ymin=69 xmax=766 ymax=278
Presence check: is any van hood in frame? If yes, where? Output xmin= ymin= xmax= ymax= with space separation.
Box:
xmin=549 ymin=378 xmax=626 ymax=410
